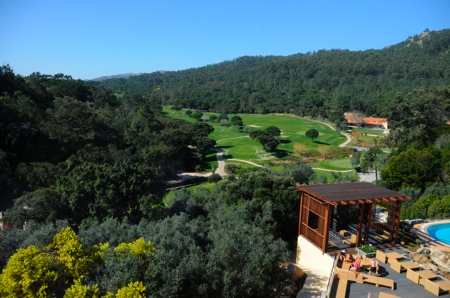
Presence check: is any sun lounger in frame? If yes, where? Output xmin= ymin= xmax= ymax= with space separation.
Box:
xmin=376 ymin=250 xmax=388 ymax=264
xmin=335 ymin=267 xmax=363 ymax=283
xmin=360 ymin=273 xmax=395 ymax=290
xmin=343 ymin=234 xmax=357 ymax=246
xmin=388 ymin=259 xmax=403 ymax=273
xmin=328 ymin=241 xmax=337 ymax=249
xmin=406 ymin=268 xmax=420 ymax=284
xmin=419 ymin=278 xmax=450 ymax=296
xmin=375 ymin=231 xmax=391 ymax=242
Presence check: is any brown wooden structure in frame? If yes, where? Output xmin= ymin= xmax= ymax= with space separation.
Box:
xmin=297 ymin=182 xmax=411 ymax=254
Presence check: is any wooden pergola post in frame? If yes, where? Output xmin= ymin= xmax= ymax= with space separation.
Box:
xmin=322 ymin=204 xmax=332 ymax=254
xmin=392 ymin=200 xmax=402 ymax=243
xmin=356 ymin=204 xmax=364 ymax=247
xmin=298 ymin=192 xmax=304 ymax=237
xmin=363 ymin=203 xmax=373 ymax=245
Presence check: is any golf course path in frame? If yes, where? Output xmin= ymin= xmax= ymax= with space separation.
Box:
xmin=227 ymin=159 xmax=264 ymax=167
xmin=215 ymin=148 xmax=227 ymax=177
xmin=311 ymin=168 xmax=352 ymax=172
xmin=338 ymin=132 xmax=352 ymax=147
xmin=216 ymin=136 xmax=249 ymax=143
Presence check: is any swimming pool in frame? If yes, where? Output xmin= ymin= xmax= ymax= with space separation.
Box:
xmin=427 ymin=222 xmax=450 ymax=245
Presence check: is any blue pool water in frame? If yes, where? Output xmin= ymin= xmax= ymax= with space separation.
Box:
xmin=427 ymin=222 xmax=450 ymax=245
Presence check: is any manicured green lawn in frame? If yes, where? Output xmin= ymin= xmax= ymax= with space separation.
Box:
xmin=352 ymin=128 xmax=385 ymax=136
xmin=163 ymin=107 xmax=356 ymax=174
xmin=309 ymin=158 xmax=353 ymax=171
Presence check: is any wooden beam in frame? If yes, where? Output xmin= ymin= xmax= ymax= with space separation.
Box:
xmin=322 ymin=204 xmax=331 ymax=255
xmin=356 ymin=204 xmax=364 ymax=247
xmin=364 ymin=203 xmax=372 ymax=245
xmin=298 ymin=192 xmax=304 ymax=237
xmin=392 ymin=200 xmax=402 ymax=243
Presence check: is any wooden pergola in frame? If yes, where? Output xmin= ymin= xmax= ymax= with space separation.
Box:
xmin=297 ymin=182 xmax=411 ymax=254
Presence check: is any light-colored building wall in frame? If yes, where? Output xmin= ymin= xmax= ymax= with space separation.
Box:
xmin=296 ymin=235 xmax=335 ymax=276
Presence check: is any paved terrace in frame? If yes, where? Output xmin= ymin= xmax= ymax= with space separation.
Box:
xmin=328 ymin=246 xmax=450 ymax=298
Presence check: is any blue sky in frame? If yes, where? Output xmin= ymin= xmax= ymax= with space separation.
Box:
xmin=1 ymin=0 xmax=449 ymax=80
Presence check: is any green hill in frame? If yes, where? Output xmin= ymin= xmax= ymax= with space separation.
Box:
xmin=97 ymin=29 xmax=450 ymax=120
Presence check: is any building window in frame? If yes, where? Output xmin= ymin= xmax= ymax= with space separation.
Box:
xmin=308 ymin=211 xmax=319 ymax=230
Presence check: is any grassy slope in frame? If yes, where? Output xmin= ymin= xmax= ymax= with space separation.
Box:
xmin=163 ymin=107 xmax=357 ymax=173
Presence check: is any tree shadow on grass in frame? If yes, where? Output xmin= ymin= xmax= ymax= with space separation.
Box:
xmin=313 ymin=141 xmax=330 ymax=145
xmin=273 ymin=149 xmax=289 ymax=158
xmin=204 ymin=155 xmax=218 ymax=163
xmin=215 ymin=145 xmax=233 ymax=159
xmin=280 ymin=139 xmax=292 ymax=144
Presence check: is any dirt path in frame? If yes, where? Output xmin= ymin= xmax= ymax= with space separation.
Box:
xmin=311 ymin=168 xmax=352 ymax=172
xmin=227 ymin=159 xmax=264 ymax=167
xmin=216 ymin=136 xmax=249 ymax=143
xmin=214 ymin=148 xmax=227 ymax=177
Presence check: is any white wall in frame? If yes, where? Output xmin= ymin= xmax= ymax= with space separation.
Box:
xmin=296 ymin=235 xmax=335 ymax=276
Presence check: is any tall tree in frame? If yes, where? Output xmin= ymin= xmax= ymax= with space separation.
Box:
xmin=305 ymin=128 xmax=319 ymax=141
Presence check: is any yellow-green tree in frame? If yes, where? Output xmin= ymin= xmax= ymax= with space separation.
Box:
xmin=114 ymin=237 xmax=155 ymax=259
xmin=116 ymin=281 xmax=146 ymax=298
xmin=0 ymin=245 xmax=58 ymax=298
xmin=64 ymin=280 xmax=100 ymax=298
xmin=46 ymin=227 xmax=93 ymax=280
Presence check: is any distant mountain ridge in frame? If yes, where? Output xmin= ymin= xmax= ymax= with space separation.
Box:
xmin=96 ymin=29 xmax=450 ymax=119
xmin=91 ymin=73 xmax=144 ymax=81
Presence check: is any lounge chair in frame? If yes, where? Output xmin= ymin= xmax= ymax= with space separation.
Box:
xmin=360 ymin=273 xmax=395 ymax=290
xmin=419 ymin=278 xmax=450 ymax=296
xmin=343 ymin=234 xmax=357 ymax=246
xmin=406 ymin=268 xmax=420 ymax=284
xmin=375 ymin=231 xmax=391 ymax=242
xmin=376 ymin=250 xmax=388 ymax=264
xmin=328 ymin=241 xmax=337 ymax=249
xmin=335 ymin=267 xmax=363 ymax=283
xmin=388 ymin=259 xmax=403 ymax=273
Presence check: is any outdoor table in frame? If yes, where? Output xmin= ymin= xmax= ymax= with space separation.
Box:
xmin=386 ymin=251 xmax=404 ymax=261
xmin=418 ymin=269 xmax=440 ymax=280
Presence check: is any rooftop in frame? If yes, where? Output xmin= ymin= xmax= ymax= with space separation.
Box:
xmin=297 ymin=182 xmax=410 ymax=205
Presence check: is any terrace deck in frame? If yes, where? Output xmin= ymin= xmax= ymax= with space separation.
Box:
xmin=328 ymin=247 xmax=450 ymax=298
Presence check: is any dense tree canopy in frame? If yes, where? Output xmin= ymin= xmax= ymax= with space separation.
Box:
xmin=97 ymin=30 xmax=450 ymax=121
xmin=0 ymin=66 xmax=216 ymax=226
xmin=2 ymin=28 xmax=450 ymax=297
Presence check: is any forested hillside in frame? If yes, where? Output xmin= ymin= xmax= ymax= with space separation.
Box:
xmin=1 ymin=29 xmax=450 ymax=297
xmin=0 ymin=65 xmax=216 ymax=224
xmin=97 ymin=29 xmax=450 ymax=120
xmin=0 ymin=66 xmax=306 ymax=297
